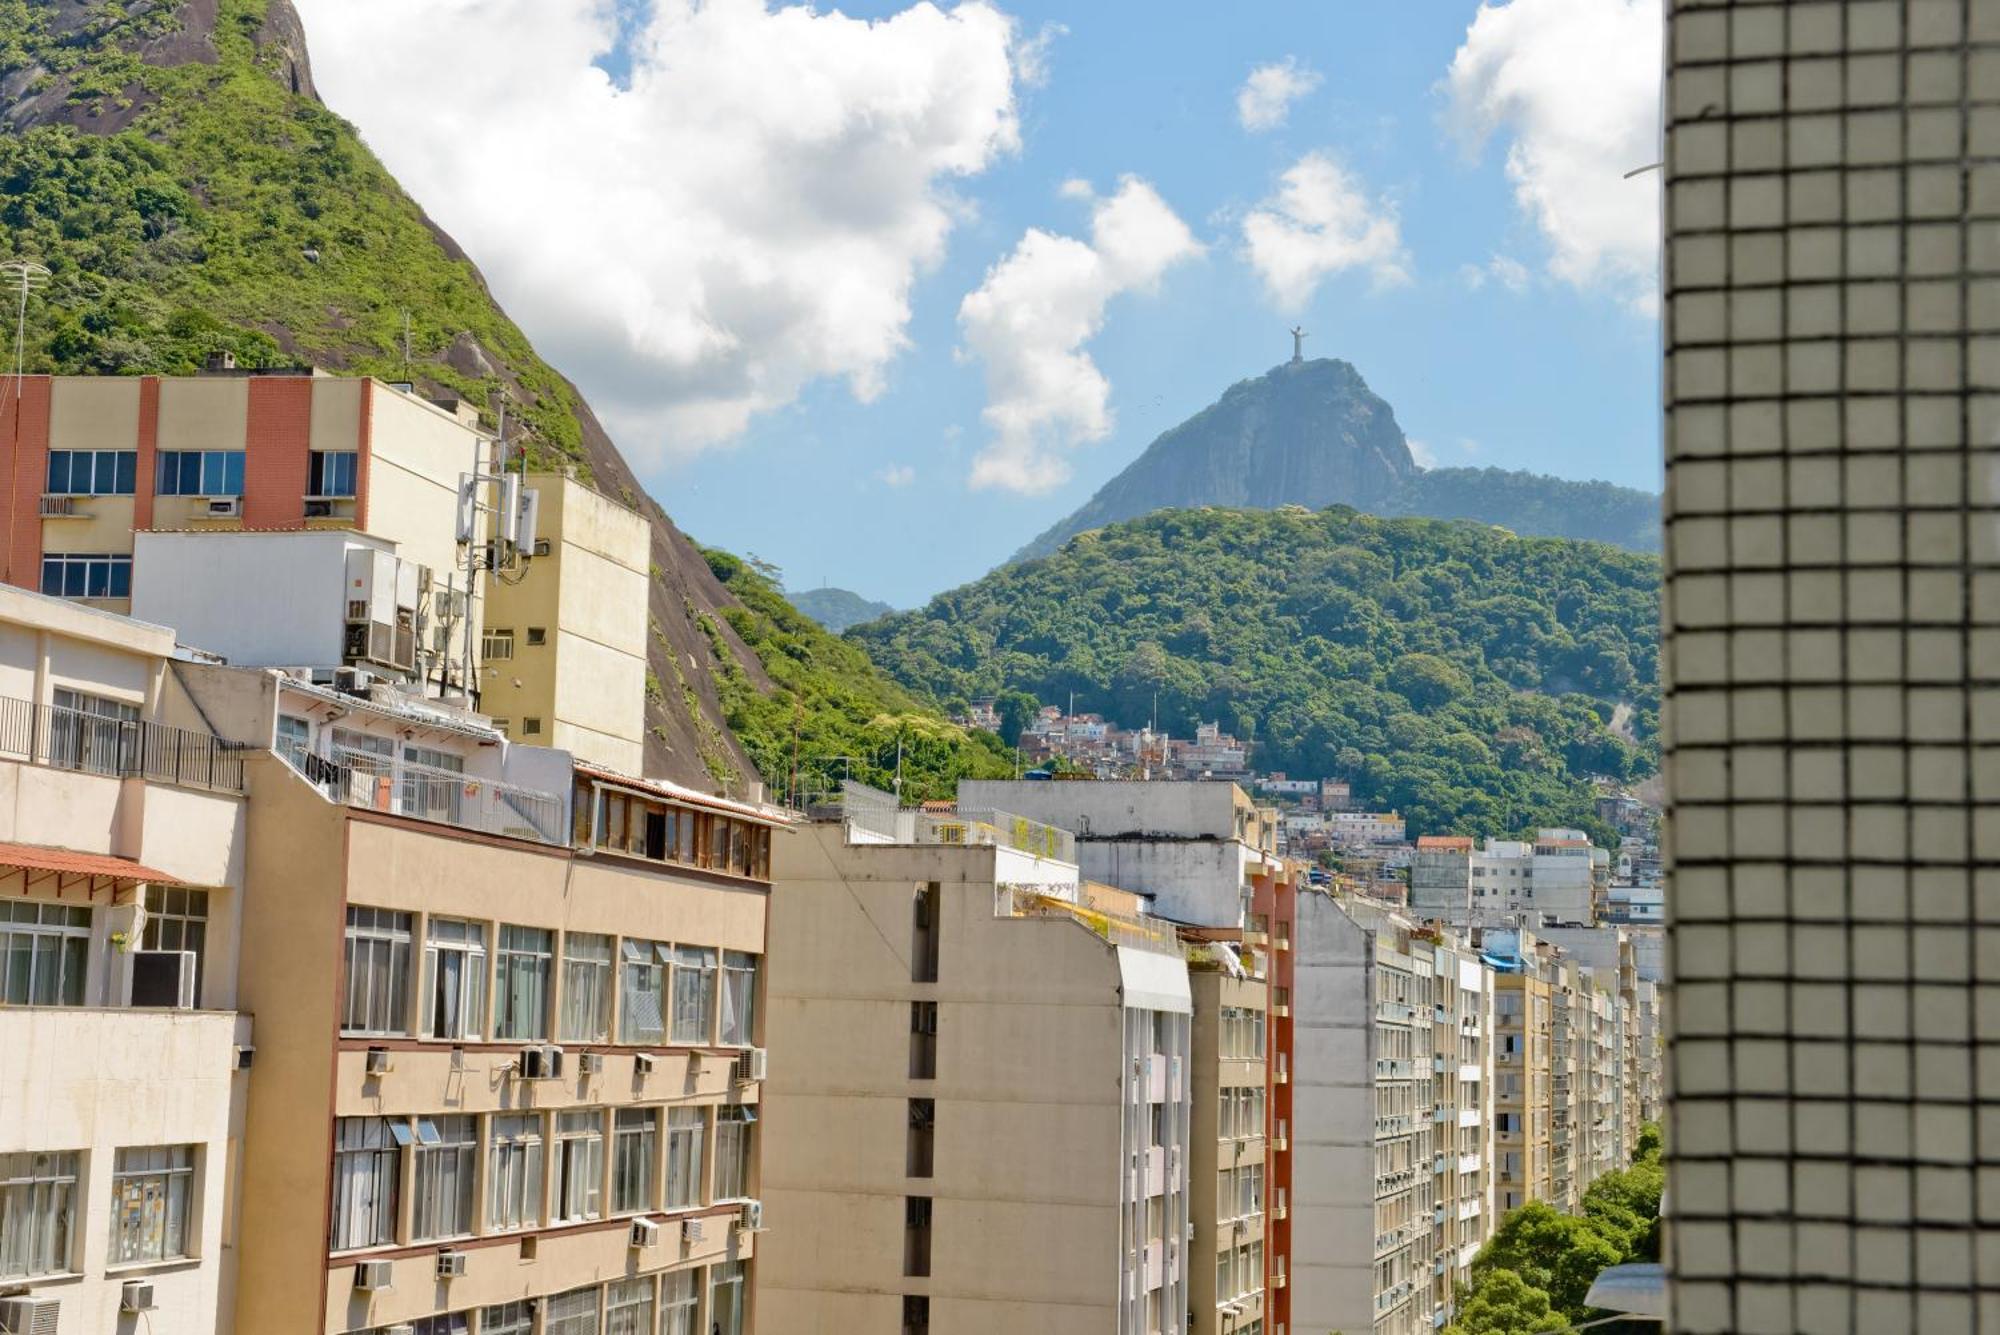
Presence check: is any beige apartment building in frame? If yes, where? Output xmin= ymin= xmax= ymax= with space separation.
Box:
xmin=478 ymin=473 xmax=651 ymax=772
xmin=1480 ymin=931 xmax=1554 ymax=1214
xmin=759 ymin=794 xmax=1193 ymax=1335
xmin=1187 ymin=962 xmax=1269 ymax=1335
xmin=167 ymin=662 xmax=783 ymax=1335
xmin=0 ymin=587 xmax=251 ymax=1335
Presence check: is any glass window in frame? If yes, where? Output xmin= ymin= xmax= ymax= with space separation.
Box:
xmin=481 ymin=1303 xmax=534 ymax=1335
xmin=0 ymin=1151 xmax=78 ymax=1280
xmin=670 ymin=946 xmax=717 ymax=1045
xmin=46 ymin=449 xmax=137 ymax=496
xmin=560 ymin=932 xmax=613 ymax=1043
xmin=139 ymin=887 xmax=209 ymax=1004
xmin=612 ymin=1109 xmax=657 ymax=1214
xmin=308 ymin=450 xmax=358 ymax=498
xmin=481 ymin=628 xmax=514 ymax=661
xmin=487 ymin=1114 xmax=543 ymax=1231
xmin=554 ymin=1110 xmax=604 ymax=1223
xmin=39 ymin=553 xmax=131 ymax=600
xmin=720 ymin=951 xmax=758 ymax=1047
xmin=545 ymin=1286 xmax=602 ymax=1335
xmin=619 ymin=939 xmax=669 ymax=1045
xmin=400 ymin=1318 xmax=469 ymax=1335
xmin=412 ymin=1115 xmax=477 ymax=1241
xmin=661 ymin=1270 xmax=700 ymax=1335
xmin=494 ymin=925 xmax=552 ymax=1041
xmin=605 ymin=1277 xmax=654 ymax=1335
xmin=330 ymin=1118 xmax=399 ymax=1250
xmin=155 ymin=450 xmax=244 ymax=497
xmin=0 ymin=901 xmax=90 ymax=1006
xmin=342 ymin=907 xmax=413 ymax=1036
xmin=709 ymin=1260 xmax=746 ymax=1335
xmin=422 ymin=918 xmax=487 ymax=1041
xmin=713 ymin=1107 xmax=753 ymax=1202
xmin=108 ymin=1145 xmax=195 ymax=1265
xmin=276 ymin=714 xmax=311 ymax=767
xmin=665 ymin=1108 xmax=705 ymax=1210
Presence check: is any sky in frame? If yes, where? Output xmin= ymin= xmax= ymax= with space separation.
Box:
xmin=294 ymin=0 xmax=1662 ymax=608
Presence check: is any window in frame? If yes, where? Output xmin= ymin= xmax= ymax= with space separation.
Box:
xmin=605 ymin=1277 xmax=654 ymax=1335
xmin=481 ymin=1303 xmax=534 ymax=1335
xmin=487 ymin=1114 xmax=543 ymax=1231
xmin=0 ymin=1152 xmax=77 ymax=1279
xmin=422 ymin=918 xmax=487 ymax=1041
xmin=560 ymin=932 xmax=614 ymax=1043
xmin=661 ymin=1271 xmax=699 ymax=1335
xmin=108 ymin=1145 xmax=195 ymax=1265
xmin=907 ymin=1099 xmax=934 ymax=1178
xmin=330 ymin=1118 xmax=399 ymax=1250
xmin=40 ymin=553 xmax=132 ymax=600
xmin=911 ymin=882 xmax=940 ymax=983
xmin=49 ymin=686 xmax=138 ymax=775
xmin=903 ymin=1296 xmax=930 ymax=1335
xmin=494 ymin=925 xmax=553 ymax=1041
xmin=909 ymin=1001 xmax=937 ymax=1079
xmin=0 ymin=902 xmax=90 ymax=1006
xmin=555 ymin=1110 xmax=604 ymax=1223
xmin=709 ymin=1260 xmax=747 ymax=1335
xmin=155 ymin=449 xmax=244 ymax=497
xmin=545 ymin=1286 xmax=602 ymax=1335
xmin=526 ymin=627 xmax=547 ymax=646
xmin=395 ymin=1318 xmax=469 ymax=1335
xmin=670 ymin=946 xmax=716 ymax=1045
xmin=612 ymin=1109 xmax=657 ymax=1214
xmin=342 ymin=908 xmax=413 ymax=1036
xmin=713 ymin=1107 xmax=754 ymax=1202
xmin=46 ymin=449 xmax=136 ymax=496
xmin=482 ymin=628 xmax=515 ymax=661
xmin=619 ymin=939 xmax=669 ymax=1044
xmin=308 ymin=449 xmax=358 ymax=498
xmin=412 ymin=1116 xmax=477 ymax=1240
xmin=720 ymin=951 xmax=758 ymax=1047
xmin=903 ymin=1197 xmax=932 ymax=1277
xmin=276 ymin=713 xmax=311 ymax=768
xmin=533 ymin=538 xmax=552 ymax=557
xmin=665 ymin=1108 xmax=705 ymax=1210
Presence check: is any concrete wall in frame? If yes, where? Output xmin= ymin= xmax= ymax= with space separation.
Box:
xmin=131 ymin=530 xmax=378 ymax=669
xmin=960 ymin=779 xmax=1255 ymax=843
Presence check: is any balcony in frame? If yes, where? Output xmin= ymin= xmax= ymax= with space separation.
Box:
xmin=0 ymin=693 xmax=246 ymax=793
xmin=306 ymin=745 xmax=565 ymax=844
xmin=1458 ymin=1153 xmax=1481 ymax=1174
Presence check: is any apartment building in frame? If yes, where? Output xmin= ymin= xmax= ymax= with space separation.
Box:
xmin=1425 ymin=936 xmax=1491 ymax=1327
xmin=1247 ymin=861 xmax=1296 ymax=1335
xmin=478 ymin=473 xmax=651 ymax=772
xmin=0 ymin=587 xmax=251 ymax=1335
xmin=760 ymin=795 xmax=1192 ymax=1334
xmin=1290 ymin=890 xmax=1440 ymax=1335
xmin=1408 ymin=830 xmax=1607 ymax=928
xmin=1479 ymin=930 xmax=1554 ymax=1214
xmin=1187 ymin=960 xmax=1270 ymax=1335
xmin=1 ymin=370 xmax=500 ymax=700
xmin=166 ymin=662 xmax=782 ymax=1335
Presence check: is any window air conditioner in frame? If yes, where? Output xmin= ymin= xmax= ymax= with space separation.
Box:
xmin=543 ymin=1045 xmax=565 ymax=1079
xmin=365 ymin=1047 xmax=393 ymax=1077
xmin=734 ymin=1047 xmax=768 ymax=1082
xmin=630 ymin=1218 xmax=660 ymax=1249
xmin=435 ymin=1251 xmax=468 ymax=1279
xmin=634 ymin=1053 xmax=656 ymax=1076
xmin=682 ymin=1217 xmax=707 ymax=1244
xmin=119 ymin=1281 xmax=156 ymax=1313
xmin=305 ymin=499 xmax=335 ymax=518
xmin=130 ymin=949 xmax=197 ymax=1008
xmin=740 ymin=1200 xmax=764 ymax=1232
xmin=0 ymin=1298 xmax=60 ymax=1335
xmin=519 ymin=1045 xmax=565 ymax=1080
xmin=578 ymin=1052 xmax=604 ymax=1076
xmin=204 ymin=497 xmax=242 ymax=517
xmin=353 ymin=1259 xmax=394 ymax=1292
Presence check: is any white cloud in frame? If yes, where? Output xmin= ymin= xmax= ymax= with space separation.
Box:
xmin=959 ymin=177 xmax=1202 ymax=494
xmin=1236 ymin=57 xmax=1322 ymax=132
xmin=1013 ymin=20 xmax=1066 ymax=88
xmin=1460 ymin=253 xmax=1530 ymax=292
xmin=1407 ymin=437 xmax=1437 ymax=468
xmin=1241 ymin=153 xmax=1409 ymax=308
xmin=294 ymin=0 xmax=1028 ymax=460
xmin=878 ymin=464 xmax=916 ymax=487
xmin=1446 ymin=0 xmax=1662 ymax=311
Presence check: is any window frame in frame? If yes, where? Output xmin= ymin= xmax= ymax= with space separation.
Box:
xmin=559 ymin=931 xmax=614 ymax=1044
xmin=330 ymin=1117 xmax=401 ymax=1252
xmin=0 ymin=901 xmax=91 ymax=1007
xmin=486 ymin=1113 xmax=544 ymax=1233
xmin=45 ymin=448 xmax=137 ymax=497
xmin=341 ymin=907 xmax=414 ymax=1037
xmin=421 ymin=917 xmax=488 ymax=1042
xmin=410 ymin=1115 xmax=478 ymax=1242
xmin=553 ymin=1110 xmax=605 ymax=1224
xmin=107 ymin=1144 xmax=197 ymax=1267
xmin=0 ymin=1150 xmax=79 ymax=1280
xmin=664 ymin=1107 xmax=706 ymax=1210
xmin=610 ymin=1108 xmax=657 ymax=1215
xmin=307 ymin=449 xmax=358 ymax=499
xmin=493 ymin=924 xmax=553 ymax=1042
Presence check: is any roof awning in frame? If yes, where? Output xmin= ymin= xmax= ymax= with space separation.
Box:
xmin=0 ymin=841 xmax=184 ymax=898
xmin=1584 ymin=1263 xmax=1668 ymax=1319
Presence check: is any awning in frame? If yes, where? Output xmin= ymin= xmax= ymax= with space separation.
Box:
xmin=0 ymin=841 xmax=182 ymax=897
xmin=1584 ymin=1263 xmax=1667 ymax=1319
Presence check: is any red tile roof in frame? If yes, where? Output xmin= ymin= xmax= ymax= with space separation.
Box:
xmin=0 ymin=841 xmax=179 ymax=886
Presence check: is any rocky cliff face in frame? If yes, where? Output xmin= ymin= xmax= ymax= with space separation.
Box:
xmin=1015 ymin=358 xmax=1418 ymax=562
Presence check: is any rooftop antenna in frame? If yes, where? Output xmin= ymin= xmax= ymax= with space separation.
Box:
xmin=1 ymin=260 xmax=50 ymax=587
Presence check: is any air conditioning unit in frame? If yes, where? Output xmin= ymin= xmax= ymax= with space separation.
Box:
xmin=353 ymin=1259 xmax=394 ymax=1291
xmin=129 ymin=949 xmax=197 ymax=1008
xmin=740 ymin=1200 xmax=764 ymax=1232
xmin=634 ymin=1053 xmax=656 ymax=1076
xmin=682 ymin=1217 xmax=707 ymax=1244
xmin=734 ymin=1047 xmax=768 ymax=1083
xmin=0 ymin=1298 xmax=59 ymax=1335
xmin=578 ymin=1052 xmax=604 ymax=1076
xmin=305 ymin=499 xmax=335 ymax=518
xmin=332 ymin=666 xmax=373 ymax=695
xmin=365 ymin=1047 xmax=393 ymax=1077
xmin=543 ymin=1045 xmax=565 ymax=1079
xmin=204 ymin=496 xmax=242 ymax=517
xmin=435 ymin=1250 xmax=468 ymax=1279
xmin=629 ymin=1217 xmax=660 ymax=1249
xmin=519 ymin=1045 xmax=565 ymax=1080
xmin=119 ymin=1281 xmax=156 ymax=1313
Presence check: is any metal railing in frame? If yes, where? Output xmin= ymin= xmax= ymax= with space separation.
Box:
xmin=315 ymin=745 xmax=565 ymax=844
xmin=0 ymin=694 xmax=246 ymax=793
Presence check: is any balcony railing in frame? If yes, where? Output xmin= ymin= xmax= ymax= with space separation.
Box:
xmin=0 ymin=694 xmax=246 ymax=793
xmin=303 ymin=744 xmax=565 ymax=844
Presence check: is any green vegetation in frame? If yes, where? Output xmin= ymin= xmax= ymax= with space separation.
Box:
xmin=853 ymin=506 xmax=1658 ymax=839
xmin=702 ymin=550 xmax=1016 ymax=804
xmin=1445 ymin=1124 xmax=1665 ymax=1335
xmin=1384 ymin=466 xmax=1661 ymax=553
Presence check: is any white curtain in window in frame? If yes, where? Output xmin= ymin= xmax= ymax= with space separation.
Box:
xmin=671 ymin=946 xmax=716 ymax=1045
xmin=620 ymin=940 xmax=667 ymax=1044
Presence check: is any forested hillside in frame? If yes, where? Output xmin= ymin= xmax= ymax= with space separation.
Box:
xmin=855 ymin=506 xmax=1659 ymax=837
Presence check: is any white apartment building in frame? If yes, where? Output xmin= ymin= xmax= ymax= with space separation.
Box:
xmin=1425 ymin=938 xmax=1492 ymax=1326
xmin=1410 ymin=830 xmax=1608 ymax=927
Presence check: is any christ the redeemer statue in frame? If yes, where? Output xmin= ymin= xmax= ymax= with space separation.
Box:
xmin=1290 ymin=325 xmax=1307 ymax=363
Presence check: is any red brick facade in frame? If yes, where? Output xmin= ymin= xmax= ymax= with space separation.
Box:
xmin=241 ymin=378 xmax=313 ymax=530
xmin=2 ymin=377 xmax=51 ymax=590
xmin=133 ymin=376 xmax=159 ymax=532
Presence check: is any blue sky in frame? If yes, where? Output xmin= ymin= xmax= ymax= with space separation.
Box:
xmin=299 ymin=0 xmax=1662 ymax=608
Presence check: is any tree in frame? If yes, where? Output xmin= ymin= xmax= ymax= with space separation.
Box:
xmin=1474 ymin=1200 xmax=1624 ymax=1319
xmin=995 ymin=690 xmax=1040 ymax=747
xmin=1443 ymin=1269 xmax=1569 ymax=1334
